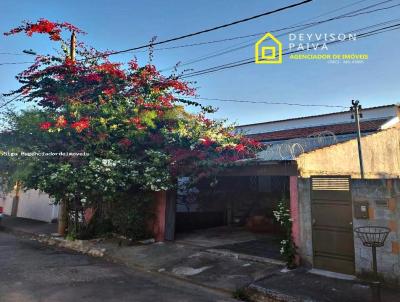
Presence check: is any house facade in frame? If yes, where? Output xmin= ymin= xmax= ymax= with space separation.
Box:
xmin=3 ymin=103 xmax=400 ymax=284
xmin=153 ymin=104 xmax=400 ymax=285
xmin=233 ymin=104 xmax=400 ymax=283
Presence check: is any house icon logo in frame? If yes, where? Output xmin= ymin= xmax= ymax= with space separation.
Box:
xmin=255 ymin=33 xmax=282 ymax=64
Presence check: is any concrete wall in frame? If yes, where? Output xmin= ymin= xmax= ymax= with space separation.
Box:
xmin=352 ymin=179 xmax=400 ymax=285
xmin=296 ymin=127 xmax=400 ymax=178
xmin=297 ymin=178 xmax=313 ymax=266
xmin=297 ymin=177 xmax=400 ymax=284
xmin=3 ymin=190 xmax=58 ymax=223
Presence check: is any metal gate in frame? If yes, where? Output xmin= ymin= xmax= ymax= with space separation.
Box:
xmin=311 ymin=176 xmax=355 ymax=275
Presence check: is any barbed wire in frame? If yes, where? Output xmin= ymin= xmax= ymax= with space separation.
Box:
xmin=258 ymin=130 xmax=345 ymax=160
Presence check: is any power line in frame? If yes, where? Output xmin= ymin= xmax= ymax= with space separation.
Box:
xmin=1 ymin=1 xmax=398 ymax=109
xmin=2 ymin=21 xmax=400 ymax=109
xmin=0 ymin=61 xmax=34 ymax=66
xmin=1 ymin=0 xmax=394 ymax=68
xmin=82 ymin=0 xmax=312 ymax=60
xmin=181 ymin=97 xmax=348 ymax=108
xmin=0 ymin=93 xmax=23 ymax=110
xmin=131 ymin=0 xmax=371 ymax=56
xmin=0 ymin=2 xmax=307 ymax=107
xmin=180 ymin=20 xmax=400 ymax=78
xmin=0 ymin=52 xmax=28 ymax=56
xmin=153 ymin=0 xmax=396 ymax=60
xmin=87 ymin=0 xmax=387 ymax=63
xmin=0 ymin=1 xmax=380 ymax=61
xmin=0 ymin=50 xmax=36 ymax=56
xmin=160 ymin=0 xmax=400 ymax=72
xmin=1 ymin=1 xmax=311 ymax=66
xmin=181 ymin=24 xmax=400 ymax=78
xmin=1 ymin=1 xmax=312 ymax=66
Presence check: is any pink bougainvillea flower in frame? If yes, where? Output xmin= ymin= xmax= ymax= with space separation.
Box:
xmin=129 ymin=117 xmax=141 ymax=124
xmin=239 ymin=137 xmax=263 ymax=148
xmin=140 ymin=64 xmax=158 ymax=79
xmin=21 ymin=87 xmax=31 ymax=95
xmin=59 ymin=21 xmax=85 ymax=34
xmin=234 ymin=144 xmax=246 ymax=153
xmin=27 ymin=19 xmax=60 ymax=40
xmin=118 ymin=138 xmax=132 ymax=148
xmin=55 ymin=115 xmax=67 ymax=128
xmin=129 ymin=117 xmax=146 ymax=130
xmin=199 ymin=137 xmax=214 ymax=147
xmin=39 ymin=121 xmax=52 ymax=130
xmin=97 ymin=62 xmax=126 ymax=79
xmin=4 ymin=19 xmax=85 ymax=41
xmin=102 ymin=87 xmax=116 ymax=96
xmin=61 ymin=57 xmax=82 ymax=74
xmin=157 ymin=95 xmax=174 ymax=108
xmin=84 ymin=73 xmax=102 ymax=83
xmin=128 ymin=59 xmax=139 ymax=70
xmin=71 ymin=117 xmax=90 ymax=133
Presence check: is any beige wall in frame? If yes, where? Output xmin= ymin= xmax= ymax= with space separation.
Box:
xmin=296 ymin=127 xmax=400 ymax=178
xmin=3 ymin=189 xmax=58 ymax=222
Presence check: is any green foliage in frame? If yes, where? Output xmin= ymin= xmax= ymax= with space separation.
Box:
xmin=232 ymin=288 xmax=252 ymax=302
xmin=1 ymin=19 xmax=264 ymax=239
xmin=273 ymin=200 xmax=297 ymax=268
xmin=66 ymin=231 xmax=77 ymax=241
xmin=107 ymin=192 xmax=154 ymax=240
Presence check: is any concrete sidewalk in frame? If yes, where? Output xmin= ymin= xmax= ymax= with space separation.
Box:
xmin=1 ymin=215 xmax=57 ymax=236
xmin=95 ymin=239 xmax=282 ymax=292
xmin=248 ymin=268 xmax=400 ymax=302
xmin=1 ymin=216 xmax=282 ymax=294
xmin=5 ymin=216 xmax=398 ymax=301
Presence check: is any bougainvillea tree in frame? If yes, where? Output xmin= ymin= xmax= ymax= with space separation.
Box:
xmin=3 ymin=19 xmax=263 ymax=237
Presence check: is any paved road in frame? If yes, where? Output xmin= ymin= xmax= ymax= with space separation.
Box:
xmin=0 ymin=232 xmax=236 ymax=302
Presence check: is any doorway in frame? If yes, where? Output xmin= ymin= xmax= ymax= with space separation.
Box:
xmin=311 ymin=176 xmax=355 ymax=275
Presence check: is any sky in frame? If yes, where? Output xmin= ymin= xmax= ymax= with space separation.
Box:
xmin=1 ymin=0 xmax=400 ymax=125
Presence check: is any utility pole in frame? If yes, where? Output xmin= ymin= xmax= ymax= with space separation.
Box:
xmin=350 ymin=100 xmax=365 ymax=179
xmin=11 ymin=181 xmax=21 ymax=217
xmin=70 ymin=31 xmax=76 ymax=61
xmin=58 ymin=31 xmax=76 ymax=236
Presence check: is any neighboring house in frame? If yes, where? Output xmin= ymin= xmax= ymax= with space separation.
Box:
xmin=164 ymin=104 xmax=400 ymax=285
xmin=1 ymin=189 xmax=59 ymax=223
xmin=0 ymin=131 xmax=58 ymax=223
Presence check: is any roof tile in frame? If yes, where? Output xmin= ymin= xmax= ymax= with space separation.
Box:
xmin=246 ymin=119 xmax=388 ymax=142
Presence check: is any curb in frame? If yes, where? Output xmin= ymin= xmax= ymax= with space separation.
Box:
xmin=1 ymin=225 xmax=106 ymax=257
xmin=246 ymin=284 xmax=302 ymax=302
xmin=1 ymin=224 xmax=47 ymax=241
xmin=206 ymin=248 xmax=286 ymax=266
xmin=1 ymin=227 xmax=239 ymax=300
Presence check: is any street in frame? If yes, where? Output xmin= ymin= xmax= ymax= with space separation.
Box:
xmin=2 ymin=1 xmax=400 ymax=301
xmin=0 ymin=232 xmax=235 ymax=302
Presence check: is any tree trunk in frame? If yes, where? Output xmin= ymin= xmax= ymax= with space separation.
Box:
xmin=58 ymin=199 xmax=67 ymax=236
